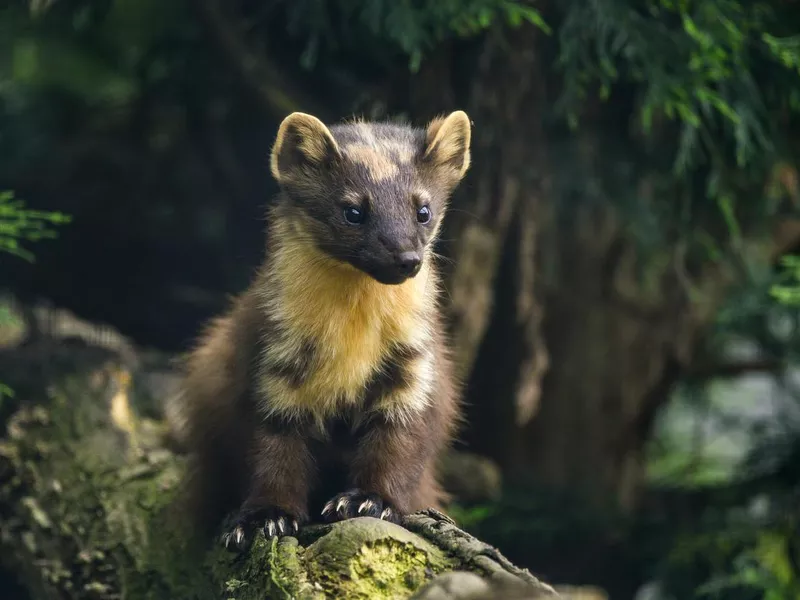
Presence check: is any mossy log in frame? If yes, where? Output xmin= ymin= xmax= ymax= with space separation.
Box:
xmin=0 ymin=340 xmax=558 ymax=600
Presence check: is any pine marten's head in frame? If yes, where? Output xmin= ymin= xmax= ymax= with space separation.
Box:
xmin=269 ymin=111 xmax=471 ymax=285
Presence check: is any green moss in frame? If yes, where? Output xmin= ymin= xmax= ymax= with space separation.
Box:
xmin=304 ymin=518 xmax=454 ymax=599
xmin=211 ymin=539 xmax=273 ymax=600
xmin=3 ymin=362 xmax=513 ymax=600
xmin=203 ymin=533 xmax=324 ymax=600
xmin=269 ymin=536 xmax=324 ymax=599
xmin=349 ymin=539 xmax=433 ymax=596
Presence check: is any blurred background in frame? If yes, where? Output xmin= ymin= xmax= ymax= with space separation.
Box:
xmin=2 ymin=1 xmax=800 ymax=598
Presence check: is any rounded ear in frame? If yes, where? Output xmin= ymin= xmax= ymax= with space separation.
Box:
xmin=422 ymin=110 xmax=471 ymax=178
xmin=270 ymin=112 xmax=342 ymax=183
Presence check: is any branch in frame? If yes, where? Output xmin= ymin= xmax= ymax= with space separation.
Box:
xmin=0 ymin=332 xmax=560 ymax=600
xmin=612 ymin=218 xmax=800 ymax=466
xmin=405 ymin=510 xmax=558 ymax=597
xmin=189 ymin=0 xmax=330 ymax=119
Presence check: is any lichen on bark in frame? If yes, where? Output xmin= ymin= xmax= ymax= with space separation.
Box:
xmin=300 ymin=518 xmax=453 ymax=599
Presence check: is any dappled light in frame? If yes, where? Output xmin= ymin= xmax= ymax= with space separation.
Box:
xmin=2 ymin=1 xmax=800 ymax=599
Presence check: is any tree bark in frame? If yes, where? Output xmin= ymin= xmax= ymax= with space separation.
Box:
xmin=386 ymin=26 xmax=555 ymax=475
xmin=400 ymin=21 xmax=800 ymax=512
xmin=398 ymin=23 xmax=556 ymax=489
xmin=0 ymin=337 xmax=559 ymax=600
xmin=465 ymin=172 xmax=800 ymax=513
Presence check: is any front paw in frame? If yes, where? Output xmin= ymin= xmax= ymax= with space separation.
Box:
xmin=321 ymin=489 xmax=401 ymax=524
xmin=221 ymin=506 xmax=303 ymax=552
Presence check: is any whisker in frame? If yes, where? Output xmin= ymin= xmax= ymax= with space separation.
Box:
xmin=446 ymin=208 xmax=481 ymax=220
xmin=429 ymin=252 xmax=455 ymax=265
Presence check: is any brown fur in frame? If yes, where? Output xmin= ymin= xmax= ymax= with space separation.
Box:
xmin=174 ymin=111 xmax=471 ymax=547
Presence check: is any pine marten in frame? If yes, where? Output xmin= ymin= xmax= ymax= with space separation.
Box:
xmin=174 ymin=110 xmax=471 ymax=550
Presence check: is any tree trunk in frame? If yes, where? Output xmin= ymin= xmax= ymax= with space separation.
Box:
xmin=523 ymin=207 xmax=690 ymax=511
xmin=0 ymin=335 xmax=561 ymax=600
xmin=389 ymin=26 xmax=553 ymax=473
xmin=400 ymin=22 xmax=800 ymax=513
xmin=399 ymin=24 xmax=559 ymax=495
xmin=462 ymin=164 xmax=800 ymax=512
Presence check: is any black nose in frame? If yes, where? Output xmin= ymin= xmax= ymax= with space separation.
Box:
xmin=396 ymin=251 xmax=421 ymax=276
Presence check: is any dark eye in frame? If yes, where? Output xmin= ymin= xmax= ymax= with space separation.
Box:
xmin=343 ymin=206 xmax=364 ymax=225
xmin=417 ymin=205 xmax=431 ymax=224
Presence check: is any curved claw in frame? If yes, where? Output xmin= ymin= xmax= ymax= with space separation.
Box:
xmin=222 ymin=506 xmax=305 ymax=551
xmin=265 ymin=520 xmax=277 ymax=538
xmin=321 ymin=489 xmax=401 ymax=523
